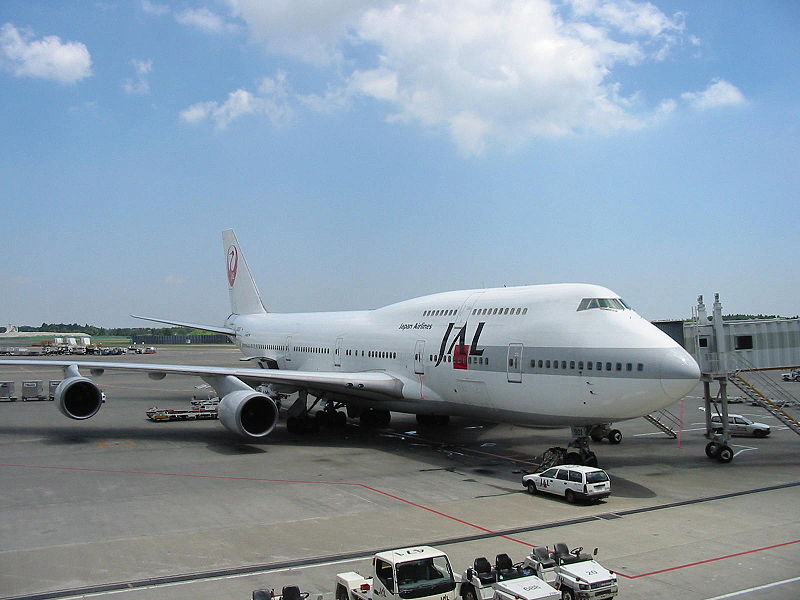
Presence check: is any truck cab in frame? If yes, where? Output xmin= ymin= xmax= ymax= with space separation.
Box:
xmin=336 ymin=547 xmax=457 ymax=600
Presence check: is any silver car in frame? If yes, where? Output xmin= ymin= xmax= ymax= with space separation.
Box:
xmin=710 ymin=414 xmax=770 ymax=437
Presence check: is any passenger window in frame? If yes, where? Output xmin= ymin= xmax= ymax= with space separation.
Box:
xmin=637 ymin=363 xmax=644 ymax=371
xmin=504 ymin=308 xmax=509 ymax=315
xmin=541 ymin=468 xmax=558 ymax=478
xmin=530 ymin=360 xmax=535 ymax=368
xmin=626 ymin=363 xmax=632 ymax=371
xmin=562 ymin=361 xmax=567 ymax=369
xmin=587 ymin=361 xmax=592 ymax=370
xmin=522 ymin=308 xmax=527 ymax=314
xmin=616 ymin=363 xmax=622 ymax=371
xmin=570 ymin=361 xmax=575 ymax=369
xmin=569 ymin=471 xmax=582 ymax=483
xmin=606 ymin=362 xmax=612 ymax=370
xmin=538 ymin=360 xmax=543 ymax=368
xmin=556 ymin=470 xmax=570 ymax=481
xmin=553 ymin=361 xmax=558 ymax=369
xmin=596 ymin=362 xmax=602 ymax=370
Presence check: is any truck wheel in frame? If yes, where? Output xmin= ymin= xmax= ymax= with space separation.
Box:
xmin=565 ymin=489 xmax=576 ymax=504
xmin=527 ymin=481 xmax=537 ymax=495
xmin=717 ymin=445 xmax=734 ymax=463
xmin=463 ymin=585 xmax=478 ymax=600
xmin=608 ymin=429 xmax=622 ymax=444
xmin=561 ymin=589 xmax=575 ymax=600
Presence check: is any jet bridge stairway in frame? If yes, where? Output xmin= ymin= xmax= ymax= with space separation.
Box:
xmin=727 ymin=367 xmax=800 ymax=437
xmin=643 ymin=409 xmax=680 ymax=438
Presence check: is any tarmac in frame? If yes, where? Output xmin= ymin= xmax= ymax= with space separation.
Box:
xmin=1 ymin=347 xmax=798 ymax=600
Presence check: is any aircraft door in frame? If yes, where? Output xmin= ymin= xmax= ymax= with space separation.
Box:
xmin=414 ymin=340 xmax=425 ymax=375
xmin=335 ymin=336 xmax=343 ymax=367
xmin=507 ymin=343 xmax=523 ymax=383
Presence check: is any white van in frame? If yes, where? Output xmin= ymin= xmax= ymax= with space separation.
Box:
xmin=522 ymin=465 xmax=611 ymax=504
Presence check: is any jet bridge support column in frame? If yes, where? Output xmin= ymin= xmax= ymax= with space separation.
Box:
xmin=703 ymin=375 xmax=734 ymax=463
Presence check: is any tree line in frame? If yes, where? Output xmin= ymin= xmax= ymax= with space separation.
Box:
xmin=18 ymin=323 xmax=206 ymax=336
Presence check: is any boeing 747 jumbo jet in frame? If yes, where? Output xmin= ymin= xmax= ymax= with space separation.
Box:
xmin=1 ymin=230 xmax=699 ymax=465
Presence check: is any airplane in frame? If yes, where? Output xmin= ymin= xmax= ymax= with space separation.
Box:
xmin=0 ymin=229 xmax=700 ymax=466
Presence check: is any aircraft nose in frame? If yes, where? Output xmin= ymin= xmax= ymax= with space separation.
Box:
xmin=659 ymin=347 xmax=701 ymax=400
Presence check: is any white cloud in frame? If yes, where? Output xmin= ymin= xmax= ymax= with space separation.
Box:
xmin=175 ymin=7 xmax=238 ymax=34
xmin=0 ymin=23 xmax=92 ymax=84
xmin=141 ymin=0 xmax=169 ymax=17
xmin=180 ymin=71 xmax=293 ymax=129
xmin=681 ymin=79 xmax=746 ymax=110
xmin=122 ymin=58 xmax=153 ymax=95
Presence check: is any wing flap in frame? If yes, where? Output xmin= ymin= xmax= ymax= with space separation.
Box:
xmin=130 ymin=315 xmax=235 ymax=336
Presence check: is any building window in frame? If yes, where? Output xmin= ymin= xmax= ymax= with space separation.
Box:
xmin=735 ymin=335 xmax=754 ymax=350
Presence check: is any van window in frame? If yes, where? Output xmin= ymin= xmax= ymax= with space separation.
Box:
xmin=555 ymin=470 xmax=569 ymax=481
xmin=569 ymin=470 xmax=582 ymax=483
xmin=586 ymin=471 xmax=609 ymax=483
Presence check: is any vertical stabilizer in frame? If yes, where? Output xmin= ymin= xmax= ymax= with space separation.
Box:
xmin=223 ymin=229 xmax=268 ymax=315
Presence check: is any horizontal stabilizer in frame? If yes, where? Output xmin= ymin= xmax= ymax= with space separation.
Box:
xmin=131 ymin=314 xmax=235 ymax=336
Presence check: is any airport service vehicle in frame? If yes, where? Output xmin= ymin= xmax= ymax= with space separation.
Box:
xmin=336 ymin=546 xmax=457 ymax=600
xmin=782 ymin=369 xmax=800 ymax=382
xmin=460 ymin=554 xmax=559 ymax=600
xmin=252 ymin=585 xmax=309 ymax=600
xmin=709 ymin=414 xmax=770 ymax=437
xmin=524 ymin=544 xmax=617 ymax=600
xmin=522 ymin=466 xmax=611 ymax=504
xmin=0 ymin=229 xmax=700 ymax=462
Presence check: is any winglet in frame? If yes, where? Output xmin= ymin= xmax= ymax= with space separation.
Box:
xmin=223 ymin=229 xmax=268 ymax=315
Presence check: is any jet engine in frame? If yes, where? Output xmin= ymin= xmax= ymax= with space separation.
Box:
xmin=55 ymin=377 xmax=104 ymax=420
xmin=218 ymin=390 xmax=279 ymax=438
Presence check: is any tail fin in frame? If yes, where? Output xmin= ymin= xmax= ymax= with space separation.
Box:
xmin=223 ymin=229 xmax=268 ymax=315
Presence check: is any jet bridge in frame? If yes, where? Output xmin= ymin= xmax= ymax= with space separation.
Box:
xmin=684 ymin=294 xmax=800 ymax=462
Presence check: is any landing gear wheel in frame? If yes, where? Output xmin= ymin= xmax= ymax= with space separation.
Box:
xmin=717 ymin=445 xmax=733 ymax=463
xmin=590 ymin=433 xmax=604 ymax=443
xmin=334 ymin=411 xmax=347 ymax=427
xmin=565 ymin=489 xmax=576 ymax=504
xmin=527 ymin=481 xmax=537 ymax=495
xmin=361 ymin=408 xmax=391 ymax=428
xmin=582 ymin=452 xmax=598 ymax=467
xmin=608 ymin=429 xmax=622 ymax=444
xmin=565 ymin=452 xmax=582 ymax=465
xmin=705 ymin=441 xmax=720 ymax=458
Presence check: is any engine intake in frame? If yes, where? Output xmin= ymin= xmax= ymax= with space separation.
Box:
xmin=218 ymin=390 xmax=278 ymax=438
xmin=55 ymin=377 xmax=104 ymax=420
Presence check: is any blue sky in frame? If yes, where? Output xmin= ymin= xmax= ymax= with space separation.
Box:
xmin=1 ymin=1 xmax=798 ymax=327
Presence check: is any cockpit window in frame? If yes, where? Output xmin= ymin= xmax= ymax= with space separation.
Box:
xmin=577 ymin=298 xmax=629 ymax=311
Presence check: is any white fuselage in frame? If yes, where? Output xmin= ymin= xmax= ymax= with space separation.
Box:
xmin=226 ymin=283 xmax=700 ymax=426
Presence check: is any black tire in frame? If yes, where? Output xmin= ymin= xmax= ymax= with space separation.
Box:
xmin=608 ymin=429 xmax=622 ymax=444
xmin=565 ymin=452 xmax=581 ymax=465
xmin=705 ymin=442 xmax=719 ymax=458
xmin=334 ymin=411 xmax=347 ymax=428
xmin=561 ymin=588 xmax=575 ymax=600
xmin=717 ymin=445 xmax=734 ymax=463
xmin=565 ymin=489 xmax=576 ymax=504
xmin=527 ymin=481 xmax=537 ymax=495
xmin=583 ymin=452 xmax=598 ymax=467
xmin=590 ymin=433 xmax=604 ymax=443
xmin=753 ymin=429 xmax=767 ymax=438
xmin=462 ymin=585 xmax=478 ymax=600
xmin=286 ymin=416 xmax=300 ymax=434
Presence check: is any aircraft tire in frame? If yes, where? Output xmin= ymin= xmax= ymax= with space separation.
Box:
xmin=717 ymin=445 xmax=734 ymax=463
xmin=608 ymin=429 xmax=623 ymax=444
xmin=705 ymin=442 xmax=720 ymax=458
xmin=583 ymin=452 xmax=598 ymax=467
xmin=565 ymin=452 xmax=582 ymax=465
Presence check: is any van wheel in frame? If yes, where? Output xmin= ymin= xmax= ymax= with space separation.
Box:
xmin=565 ymin=489 xmax=576 ymax=504
xmin=527 ymin=482 xmax=537 ymax=495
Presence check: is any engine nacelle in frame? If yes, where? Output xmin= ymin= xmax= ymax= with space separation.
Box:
xmin=218 ymin=390 xmax=278 ymax=438
xmin=55 ymin=377 xmax=104 ymax=420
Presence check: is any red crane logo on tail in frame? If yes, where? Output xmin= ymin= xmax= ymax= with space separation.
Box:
xmin=227 ymin=245 xmax=238 ymax=287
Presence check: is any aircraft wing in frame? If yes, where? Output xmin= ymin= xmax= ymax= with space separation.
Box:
xmin=0 ymin=359 xmax=404 ymax=398
xmin=130 ymin=314 xmax=235 ymax=336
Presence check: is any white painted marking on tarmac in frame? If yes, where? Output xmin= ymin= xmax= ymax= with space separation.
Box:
xmin=731 ymin=444 xmax=758 ymax=458
xmin=702 ymin=575 xmax=800 ymax=599
xmin=633 ymin=427 xmax=705 ymax=437
xmin=55 ymin=556 xmax=365 ymax=599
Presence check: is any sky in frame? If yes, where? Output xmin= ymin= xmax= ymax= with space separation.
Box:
xmin=1 ymin=0 xmax=798 ymax=327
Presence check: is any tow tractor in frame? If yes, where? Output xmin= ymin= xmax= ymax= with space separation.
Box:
xmin=251 ymin=585 xmax=309 ymax=600
xmin=459 ymin=553 xmax=560 ymax=600
xmin=523 ymin=544 xmax=617 ymax=600
xmin=336 ymin=547 xmax=458 ymax=600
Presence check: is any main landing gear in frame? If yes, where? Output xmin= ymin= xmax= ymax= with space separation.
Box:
xmin=540 ymin=425 xmax=621 ymax=469
xmin=285 ymin=390 xmax=348 ymax=434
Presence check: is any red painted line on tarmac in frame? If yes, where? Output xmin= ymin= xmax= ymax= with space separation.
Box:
xmin=616 ymin=539 xmax=800 ymax=580
xmin=3 ymin=463 xmax=795 ymax=578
